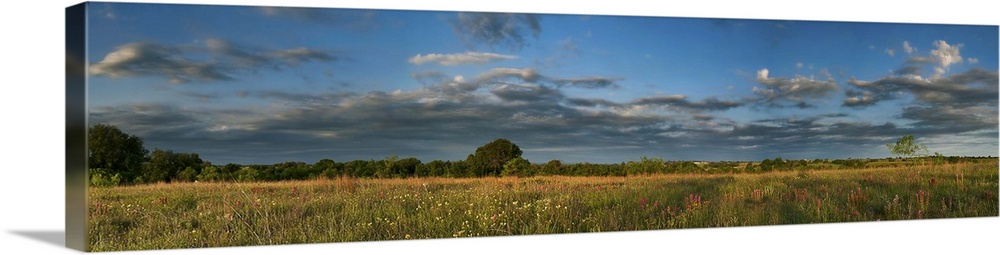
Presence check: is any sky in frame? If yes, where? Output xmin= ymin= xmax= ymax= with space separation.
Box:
xmin=84 ymin=2 xmax=999 ymax=164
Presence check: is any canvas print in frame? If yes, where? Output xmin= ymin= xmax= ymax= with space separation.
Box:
xmin=69 ymin=1 xmax=999 ymax=252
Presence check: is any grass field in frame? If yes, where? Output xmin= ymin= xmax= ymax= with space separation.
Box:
xmin=87 ymin=161 xmax=998 ymax=251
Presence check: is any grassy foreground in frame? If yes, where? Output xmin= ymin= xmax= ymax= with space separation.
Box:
xmin=88 ymin=161 xmax=998 ymax=251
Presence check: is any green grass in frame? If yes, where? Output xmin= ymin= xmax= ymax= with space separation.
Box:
xmin=87 ymin=161 xmax=999 ymax=251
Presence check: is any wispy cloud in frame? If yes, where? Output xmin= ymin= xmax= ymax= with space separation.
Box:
xmin=845 ymin=68 xmax=997 ymax=107
xmin=90 ymin=39 xmax=335 ymax=84
xmin=90 ymin=43 xmax=232 ymax=84
xmin=408 ymin=52 xmax=517 ymax=66
xmin=753 ymin=68 xmax=838 ymax=108
xmin=630 ymin=95 xmax=746 ymax=112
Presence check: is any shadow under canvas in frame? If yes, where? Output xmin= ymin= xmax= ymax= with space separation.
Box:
xmin=10 ymin=230 xmax=65 ymax=248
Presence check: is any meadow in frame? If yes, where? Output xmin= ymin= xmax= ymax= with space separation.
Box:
xmin=87 ymin=161 xmax=998 ymax=251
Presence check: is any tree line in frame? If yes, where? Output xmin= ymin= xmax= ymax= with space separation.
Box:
xmin=87 ymin=124 xmax=989 ymax=186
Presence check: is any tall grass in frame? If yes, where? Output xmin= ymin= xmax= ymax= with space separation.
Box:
xmin=87 ymin=161 xmax=999 ymax=251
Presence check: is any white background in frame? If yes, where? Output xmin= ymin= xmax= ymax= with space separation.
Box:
xmin=0 ymin=0 xmax=997 ymax=254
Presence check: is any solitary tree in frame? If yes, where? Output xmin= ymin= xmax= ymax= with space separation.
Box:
xmin=466 ymin=138 xmax=523 ymax=177
xmin=886 ymin=135 xmax=929 ymax=169
xmin=88 ymin=124 xmax=148 ymax=183
xmin=886 ymin=135 xmax=928 ymax=158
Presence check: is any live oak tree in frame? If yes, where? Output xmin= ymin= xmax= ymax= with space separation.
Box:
xmin=466 ymin=138 xmax=523 ymax=177
xmin=88 ymin=124 xmax=148 ymax=184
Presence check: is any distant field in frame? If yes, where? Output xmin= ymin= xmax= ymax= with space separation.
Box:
xmin=87 ymin=161 xmax=999 ymax=251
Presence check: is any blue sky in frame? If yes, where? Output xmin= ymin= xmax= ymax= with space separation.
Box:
xmin=84 ymin=2 xmax=999 ymax=164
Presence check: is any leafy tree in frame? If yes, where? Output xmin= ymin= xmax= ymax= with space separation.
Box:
xmin=760 ymin=159 xmax=774 ymax=172
xmin=886 ymin=135 xmax=928 ymax=158
xmin=376 ymin=155 xmax=398 ymax=178
xmin=466 ymin=138 xmax=523 ymax=177
xmin=235 ymin=166 xmax=260 ymax=182
xmin=343 ymin=160 xmax=373 ymax=177
xmin=88 ymin=124 xmax=148 ymax=183
xmin=221 ymin=163 xmax=242 ymax=181
xmin=396 ymin=157 xmax=422 ymax=177
xmin=445 ymin=160 xmax=470 ymax=178
xmin=421 ymin=160 xmax=447 ymax=177
xmin=197 ymin=165 xmax=222 ymax=182
xmin=274 ymin=161 xmax=311 ymax=180
xmin=886 ymin=135 xmax=931 ymax=169
xmin=314 ymin=159 xmax=341 ymax=178
xmin=501 ymin=158 xmax=533 ymax=177
xmin=143 ymin=149 xmax=204 ymax=183
xmin=541 ymin=159 xmax=562 ymax=176
xmin=176 ymin=166 xmax=198 ymax=182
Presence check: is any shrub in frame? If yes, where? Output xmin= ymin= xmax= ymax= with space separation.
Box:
xmin=501 ymin=158 xmax=533 ymax=177
xmin=89 ymin=168 xmax=121 ymax=187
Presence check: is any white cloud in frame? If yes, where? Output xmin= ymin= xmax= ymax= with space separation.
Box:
xmin=968 ymin=58 xmax=979 ymax=64
xmin=905 ymin=40 xmax=965 ymax=79
xmin=756 ymin=69 xmax=770 ymax=80
xmin=927 ymin=40 xmax=963 ymax=78
xmin=408 ymin=52 xmax=517 ymax=66
xmin=903 ymin=40 xmax=916 ymax=54
xmin=885 ymin=48 xmax=895 ymax=57
xmin=475 ymin=68 xmax=541 ymax=83
xmin=930 ymin=40 xmax=962 ymax=68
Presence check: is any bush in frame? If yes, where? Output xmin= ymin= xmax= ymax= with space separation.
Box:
xmin=197 ymin=165 xmax=222 ymax=182
xmin=501 ymin=158 xmax=533 ymax=177
xmin=176 ymin=167 xmax=198 ymax=182
xmin=236 ymin=166 xmax=260 ymax=182
xmin=90 ymin=168 xmax=121 ymax=187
